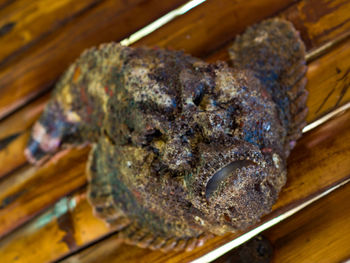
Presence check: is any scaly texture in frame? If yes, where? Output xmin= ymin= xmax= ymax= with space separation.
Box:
xmin=25 ymin=18 xmax=307 ymax=251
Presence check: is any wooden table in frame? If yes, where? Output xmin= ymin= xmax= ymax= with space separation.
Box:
xmin=0 ymin=0 xmax=349 ymax=262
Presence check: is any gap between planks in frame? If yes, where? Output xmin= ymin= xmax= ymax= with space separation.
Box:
xmin=0 ymin=0 xmax=348 ymax=262
xmin=0 ymin=0 xmax=348 ymax=243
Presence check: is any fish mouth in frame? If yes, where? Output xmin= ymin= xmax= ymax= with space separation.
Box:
xmin=205 ymin=159 xmax=257 ymax=200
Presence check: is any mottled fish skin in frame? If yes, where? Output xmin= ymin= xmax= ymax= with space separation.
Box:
xmin=25 ymin=18 xmax=307 ymax=250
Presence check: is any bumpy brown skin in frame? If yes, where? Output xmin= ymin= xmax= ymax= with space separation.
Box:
xmin=25 ymin=18 xmax=307 ymax=251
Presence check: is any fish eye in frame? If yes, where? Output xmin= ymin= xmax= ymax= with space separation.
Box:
xmin=205 ymin=160 xmax=256 ymax=200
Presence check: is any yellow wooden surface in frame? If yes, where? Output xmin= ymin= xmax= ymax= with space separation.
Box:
xmin=0 ymin=0 xmax=349 ymax=262
xmin=266 ymin=180 xmax=350 ymax=263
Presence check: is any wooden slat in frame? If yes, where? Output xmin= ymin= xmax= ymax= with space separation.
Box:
xmin=0 ymin=0 xmax=349 ymax=262
xmin=265 ymin=181 xmax=350 ymax=263
xmin=0 ymin=93 xmax=48 ymax=141
xmin=306 ymin=39 xmax=350 ymax=122
xmin=134 ymin=0 xmax=296 ymax=56
xmin=0 ymin=147 xmax=90 ymax=238
xmin=0 ymin=131 xmax=30 ymax=178
xmin=281 ymin=0 xmax=350 ymax=51
xmin=0 ymin=0 xmax=101 ymax=67
xmin=213 ymin=182 xmax=350 ymax=263
xmin=0 ymin=0 xmax=349 ymax=245
xmin=0 ymin=0 xmax=188 ymax=119
xmin=136 ymin=0 xmax=350 ymax=56
xmin=0 ymin=190 xmax=112 ymax=263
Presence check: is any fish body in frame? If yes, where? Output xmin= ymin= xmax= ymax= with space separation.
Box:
xmin=26 ymin=19 xmax=307 ymax=251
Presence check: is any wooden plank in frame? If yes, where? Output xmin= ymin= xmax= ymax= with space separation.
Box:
xmin=4 ymin=103 xmax=347 ymax=263
xmin=281 ymin=0 xmax=350 ymax=52
xmin=0 ymin=0 xmax=102 ymax=67
xmin=306 ymin=39 xmax=350 ymax=122
xmin=265 ymin=181 xmax=350 ymax=263
xmin=0 ymin=0 xmax=349 ymax=243
xmin=0 ymin=190 xmax=112 ymax=263
xmin=0 ymin=147 xmax=90 ymax=238
xmin=135 ymin=0 xmax=298 ymax=56
xmin=0 ymin=0 xmax=348 ymax=262
xmin=136 ymin=0 xmax=350 ymax=56
xmin=0 ymin=131 xmax=29 ymax=178
xmin=213 ymin=182 xmax=350 ymax=263
xmin=0 ymin=0 xmax=189 ymax=119
xmin=0 ymin=93 xmax=48 ymax=141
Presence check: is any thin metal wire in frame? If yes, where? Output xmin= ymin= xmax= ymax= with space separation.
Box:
xmin=120 ymin=0 xmax=207 ymax=46
xmin=303 ymin=102 xmax=350 ymax=133
xmin=192 ymin=177 xmax=350 ymax=263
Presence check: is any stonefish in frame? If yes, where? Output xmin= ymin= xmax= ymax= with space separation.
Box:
xmin=26 ymin=19 xmax=308 ymax=251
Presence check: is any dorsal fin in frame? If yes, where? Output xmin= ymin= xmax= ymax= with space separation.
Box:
xmin=229 ymin=18 xmax=308 ymax=155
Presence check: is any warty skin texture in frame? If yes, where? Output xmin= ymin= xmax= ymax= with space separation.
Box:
xmin=25 ymin=18 xmax=307 ymax=251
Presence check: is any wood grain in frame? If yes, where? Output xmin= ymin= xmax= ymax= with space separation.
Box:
xmin=0 ymin=0 xmax=349 ymax=243
xmin=0 ymin=93 xmax=48 ymax=141
xmin=135 ymin=0 xmax=296 ymax=56
xmin=306 ymin=39 xmax=350 ymax=122
xmin=0 ymin=0 xmax=188 ymax=119
xmin=281 ymin=0 xmax=350 ymax=51
xmin=0 ymin=0 xmax=102 ymax=67
xmin=265 ymin=181 xmax=350 ymax=263
xmin=0 ymin=0 xmax=349 ymax=262
xmin=137 ymin=0 xmax=350 ymax=57
xmin=206 ymin=0 xmax=350 ymax=64
xmin=0 ymin=147 xmax=90 ymax=238
xmin=0 ymin=131 xmax=29 ymax=178
xmin=0 ymin=190 xmax=112 ymax=263
xmin=213 ymin=182 xmax=350 ymax=263
xmin=1 ymin=106 xmax=349 ymax=263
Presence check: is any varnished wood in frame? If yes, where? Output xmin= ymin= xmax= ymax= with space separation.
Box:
xmin=206 ymin=0 xmax=350 ymax=65
xmin=0 ymin=190 xmax=112 ymax=263
xmin=306 ymin=39 xmax=350 ymax=122
xmin=0 ymin=0 xmax=101 ymax=67
xmin=0 ymin=20 xmax=349 ymax=242
xmin=0 ymin=147 xmax=90 ymax=238
xmin=0 ymin=0 xmax=188 ymax=119
xmin=135 ymin=0 xmax=297 ymax=56
xmin=0 ymin=0 xmax=349 ymax=262
xmin=137 ymin=0 xmax=350 ymax=58
xmin=213 ymin=182 xmax=350 ymax=263
xmin=0 ymin=0 xmax=349 ymax=246
xmin=265 ymin=181 xmax=350 ymax=263
xmin=281 ymin=0 xmax=350 ymax=51
xmin=0 ymin=93 xmax=48 ymax=141
xmin=0 ymin=131 xmax=29 ymax=179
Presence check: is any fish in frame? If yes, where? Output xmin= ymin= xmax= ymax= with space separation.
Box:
xmin=25 ymin=18 xmax=308 ymax=252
